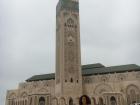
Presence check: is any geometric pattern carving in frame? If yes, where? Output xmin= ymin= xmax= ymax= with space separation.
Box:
xmin=94 ymin=84 xmax=113 ymax=95
xmin=20 ymin=92 xmax=28 ymax=98
xmin=100 ymin=75 xmax=109 ymax=82
xmin=64 ymin=15 xmax=79 ymax=80
xmin=84 ymin=77 xmax=92 ymax=84
xmin=126 ymin=84 xmax=140 ymax=94
xmin=136 ymin=72 xmax=140 ymax=78
xmin=38 ymin=88 xmax=48 ymax=93
xmin=9 ymin=93 xmax=16 ymax=99
xmin=117 ymin=74 xmax=126 ymax=81
xmin=126 ymin=84 xmax=140 ymax=105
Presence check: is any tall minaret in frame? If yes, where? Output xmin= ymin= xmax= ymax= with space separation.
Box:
xmin=55 ymin=0 xmax=82 ymax=98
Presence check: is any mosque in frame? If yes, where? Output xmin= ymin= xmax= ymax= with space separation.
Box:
xmin=5 ymin=0 xmax=140 ymax=105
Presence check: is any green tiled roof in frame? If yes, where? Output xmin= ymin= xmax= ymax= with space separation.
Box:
xmin=82 ymin=64 xmax=140 ymax=76
xmin=26 ymin=73 xmax=55 ymax=82
xmin=26 ymin=63 xmax=140 ymax=82
xmin=82 ymin=63 xmax=105 ymax=69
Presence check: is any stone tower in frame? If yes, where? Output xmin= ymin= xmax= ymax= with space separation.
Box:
xmin=55 ymin=0 xmax=82 ymax=98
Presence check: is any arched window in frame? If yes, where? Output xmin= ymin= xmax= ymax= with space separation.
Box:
xmin=69 ymin=98 xmax=73 ymax=105
xmin=67 ymin=18 xmax=74 ymax=25
xmin=77 ymin=80 xmax=78 ymax=83
xmin=126 ymin=85 xmax=140 ymax=105
xmin=131 ymin=89 xmax=137 ymax=103
xmin=110 ymin=96 xmax=117 ymax=105
xmin=70 ymin=78 xmax=73 ymax=83
xmin=39 ymin=97 xmax=45 ymax=105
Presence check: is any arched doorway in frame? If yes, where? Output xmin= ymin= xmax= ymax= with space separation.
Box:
xmin=126 ymin=85 xmax=140 ymax=105
xmin=98 ymin=97 xmax=104 ymax=105
xmin=110 ymin=96 xmax=117 ymax=105
xmin=69 ymin=98 xmax=73 ymax=105
xmin=39 ymin=97 xmax=45 ymax=105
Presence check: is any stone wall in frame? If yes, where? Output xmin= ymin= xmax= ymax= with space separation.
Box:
xmin=6 ymin=79 xmax=55 ymax=105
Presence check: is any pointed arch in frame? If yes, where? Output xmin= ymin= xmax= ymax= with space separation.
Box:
xmin=67 ymin=18 xmax=74 ymax=25
xmin=38 ymin=88 xmax=48 ymax=93
xmin=94 ymin=84 xmax=113 ymax=95
xmin=126 ymin=84 xmax=140 ymax=105
xmin=9 ymin=93 xmax=16 ymax=99
xmin=70 ymin=78 xmax=73 ymax=83
xmin=98 ymin=97 xmax=104 ymax=105
xmin=39 ymin=97 xmax=45 ymax=105
xmin=20 ymin=92 xmax=28 ymax=98
xmin=69 ymin=97 xmax=73 ymax=105
xmin=110 ymin=96 xmax=117 ymax=105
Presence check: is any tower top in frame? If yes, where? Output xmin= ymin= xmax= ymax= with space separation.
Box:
xmin=59 ymin=0 xmax=78 ymax=2
xmin=57 ymin=0 xmax=79 ymax=13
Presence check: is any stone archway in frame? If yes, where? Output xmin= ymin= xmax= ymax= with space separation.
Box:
xmin=20 ymin=92 xmax=28 ymax=98
xmin=94 ymin=84 xmax=113 ymax=95
xmin=103 ymin=93 xmax=124 ymax=105
xmin=126 ymin=84 xmax=140 ymax=105
xmin=9 ymin=93 xmax=16 ymax=105
xmin=98 ymin=97 xmax=104 ymax=105
xmin=110 ymin=96 xmax=117 ymax=105
xmin=9 ymin=93 xmax=16 ymax=99
xmin=69 ymin=98 xmax=73 ymax=105
xmin=39 ymin=97 xmax=45 ymax=105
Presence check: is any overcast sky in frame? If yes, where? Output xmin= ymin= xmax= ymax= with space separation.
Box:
xmin=0 ymin=0 xmax=140 ymax=105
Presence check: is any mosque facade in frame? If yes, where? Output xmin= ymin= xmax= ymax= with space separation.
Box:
xmin=6 ymin=0 xmax=140 ymax=105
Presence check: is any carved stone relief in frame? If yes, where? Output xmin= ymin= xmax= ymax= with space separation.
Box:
xmin=100 ymin=75 xmax=109 ymax=82
xmin=117 ymin=73 xmax=126 ymax=81
xmin=94 ymin=84 xmax=113 ymax=95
